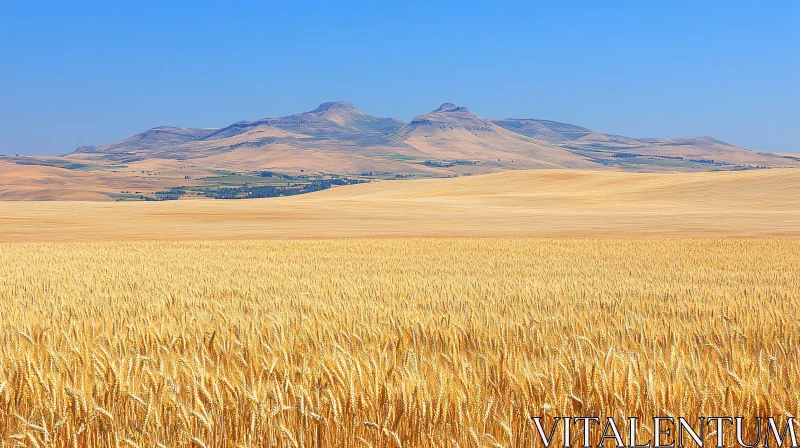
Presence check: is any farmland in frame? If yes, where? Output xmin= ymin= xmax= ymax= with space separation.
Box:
xmin=2 ymin=169 xmax=800 ymax=242
xmin=1 ymin=168 xmax=799 ymax=446
xmin=1 ymin=238 xmax=798 ymax=446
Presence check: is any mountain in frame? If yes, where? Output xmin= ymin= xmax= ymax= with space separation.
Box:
xmin=396 ymin=103 xmax=597 ymax=169
xmin=1 ymin=101 xmax=798 ymax=200
xmin=69 ymin=100 xmax=797 ymax=171
xmin=67 ymin=101 xmax=798 ymax=171
xmin=490 ymin=118 xmax=791 ymax=168
xmin=76 ymin=101 xmax=408 ymax=161
xmin=489 ymin=118 xmax=603 ymax=142
xmin=403 ymin=102 xmax=496 ymax=132
xmin=76 ymin=127 xmax=219 ymax=155
xmin=199 ymin=101 xmax=405 ymax=142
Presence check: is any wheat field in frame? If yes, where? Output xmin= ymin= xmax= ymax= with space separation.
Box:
xmin=3 ymin=169 xmax=800 ymax=242
xmin=1 ymin=238 xmax=798 ymax=447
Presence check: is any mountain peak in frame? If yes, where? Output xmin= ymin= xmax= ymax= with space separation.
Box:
xmin=403 ymin=102 xmax=494 ymax=134
xmin=434 ymin=102 xmax=462 ymax=112
xmin=312 ymin=101 xmax=357 ymax=113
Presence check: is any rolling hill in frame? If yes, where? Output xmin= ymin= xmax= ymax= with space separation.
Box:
xmin=1 ymin=101 xmax=798 ymax=200
xmin=2 ymin=168 xmax=799 ymax=241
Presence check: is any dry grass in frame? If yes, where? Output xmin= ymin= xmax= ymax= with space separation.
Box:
xmin=2 ymin=169 xmax=800 ymax=241
xmin=0 ymin=238 xmax=798 ymax=446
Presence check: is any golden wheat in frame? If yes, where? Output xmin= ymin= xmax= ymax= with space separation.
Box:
xmin=0 ymin=238 xmax=798 ymax=446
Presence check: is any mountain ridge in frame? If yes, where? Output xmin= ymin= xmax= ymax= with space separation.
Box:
xmin=2 ymin=100 xmax=797 ymax=201
xmin=63 ymin=99 xmax=799 ymax=172
xmin=71 ymin=101 xmax=763 ymax=160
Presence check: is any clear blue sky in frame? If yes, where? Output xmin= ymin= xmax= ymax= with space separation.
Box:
xmin=1 ymin=1 xmax=798 ymax=155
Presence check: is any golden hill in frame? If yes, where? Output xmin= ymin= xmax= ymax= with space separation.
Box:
xmin=2 ymin=168 xmax=799 ymax=241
